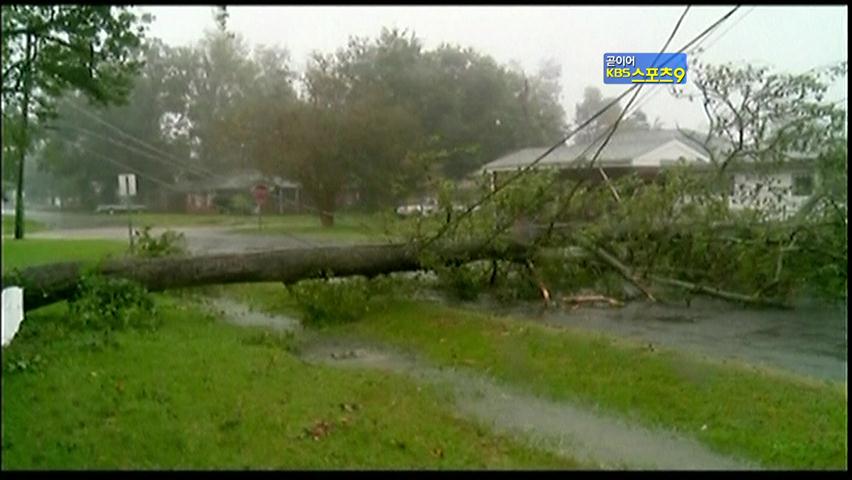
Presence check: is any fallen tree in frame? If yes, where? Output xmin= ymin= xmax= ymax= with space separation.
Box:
xmin=2 ymin=242 xmax=533 ymax=312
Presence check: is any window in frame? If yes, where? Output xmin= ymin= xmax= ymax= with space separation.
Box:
xmin=792 ymin=174 xmax=814 ymax=196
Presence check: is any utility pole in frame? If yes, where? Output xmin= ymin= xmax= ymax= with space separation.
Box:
xmin=14 ymin=33 xmax=33 ymax=240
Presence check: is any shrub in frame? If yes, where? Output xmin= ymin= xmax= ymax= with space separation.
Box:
xmin=288 ymin=275 xmax=398 ymax=328
xmin=433 ymin=261 xmax=492 ymax=302
xmin=67 ymin=275 xmax=159 ymax=332
xmin=134 ymin=226 xmax=187 ymax=258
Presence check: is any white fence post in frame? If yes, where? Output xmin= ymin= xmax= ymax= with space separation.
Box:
xmin=2 ymin=286 xmax=24 ymax=347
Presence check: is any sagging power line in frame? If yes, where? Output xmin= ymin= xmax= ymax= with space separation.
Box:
xmin=419 ymin=4 xmax=743 ymax=250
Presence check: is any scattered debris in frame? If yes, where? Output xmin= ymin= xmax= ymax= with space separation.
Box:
xmin=304 ymin=420 xmax=334 ymax=441
xmin=330 ymin=350 xmax=359 ymax=360
xmin=561 ymin=293 xmax=625 ymax=308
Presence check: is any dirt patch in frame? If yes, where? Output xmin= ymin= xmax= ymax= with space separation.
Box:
xmin=299 ymin=336 xmax=758 ymax=470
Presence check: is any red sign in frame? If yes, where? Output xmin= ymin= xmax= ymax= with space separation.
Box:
xmin=252 ymin=183 xmax=269 ymax=206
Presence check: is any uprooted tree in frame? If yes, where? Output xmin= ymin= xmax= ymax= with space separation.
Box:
xmin=2 ymin=62 xmax=847 ymax=312
xmin=407 ymin=61 xmax=847 ymax=307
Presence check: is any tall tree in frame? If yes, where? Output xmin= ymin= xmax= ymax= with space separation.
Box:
xmin=182 ymin=28 xmax=259 ymax=173
xmin=38 ymin=39 xmax=196 ymax=209
xmin=1 ymin=5 xmax=149 ymax=238
xmin=228 ymin=43 xmax=298 ymax=177
xmin=572 ymin=86 xmax=649 ymax=145
xmin=280 ymin=49 xmax=420 ymax=225
xmin=681 ymin=60 xmax=847 ymax=170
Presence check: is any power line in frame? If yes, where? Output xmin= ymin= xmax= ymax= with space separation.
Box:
xmin=696 ymin=6 xmax=755 ymax=54
xmin=632 ymin=6 xmax=755 ymax=129
xmin=50 ymin=134 xmax=184 ymax=192
xmin=469 ymin=5 xmax=694 ymax=248
xmin=420 ymin=4 xmax=742 ymax=250
xmin=52 ymin=134 xmax=324 ymax=249
xmin=55 ymin=122 xmax=213 ymax=181
xmin=584 ymin=5 xmax=693 ymax=199
xmin=63 ymin=100 xmax=217 ymax=177
xmin=57 ymin=101 xmax=393 ymax=240
xmin=51 ymin=122 xmax=388 ymax=247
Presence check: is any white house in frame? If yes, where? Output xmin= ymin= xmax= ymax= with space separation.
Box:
xmin=478 ymin=128 xmax=818 ymax=219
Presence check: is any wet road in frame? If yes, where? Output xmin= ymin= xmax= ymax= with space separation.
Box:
xmin=20 ymin=209 xmax=368 ymax=254
xmin=476 ymin=297 xmax=847 ymax=382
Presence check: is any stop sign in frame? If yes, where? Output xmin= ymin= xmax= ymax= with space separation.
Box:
xmin=252 ymin=183 xmax=269 ymax=206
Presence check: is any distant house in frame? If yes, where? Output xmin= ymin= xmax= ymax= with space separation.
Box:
xmin=477 ymin=128 xmax=818 ymax=219
xmin=176 ymin=170 xmax=301 ymax=214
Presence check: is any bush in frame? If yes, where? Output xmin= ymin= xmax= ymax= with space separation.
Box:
xmin=288 ymin=275 xmax=397 ymax=328
xmin=433 ymin=261 xmax=492 ymax=302
xmin=134 ymin=226 xmax=187 ymax=258
xmin=67 ymin=276 xmax=160 ymax=332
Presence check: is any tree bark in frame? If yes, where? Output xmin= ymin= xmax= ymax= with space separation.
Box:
xmin=2 ymin=242 xmax=533 ymax=312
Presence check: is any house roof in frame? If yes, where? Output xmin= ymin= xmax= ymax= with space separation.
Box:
xmin=177 ymin=170 xmax=300 ymax=193
xmin=478 ymin=128 xmax=722 ymax=174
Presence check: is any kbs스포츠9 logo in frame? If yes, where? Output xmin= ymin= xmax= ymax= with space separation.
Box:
xmin=603 ymin=53 xmax=687 ymax=84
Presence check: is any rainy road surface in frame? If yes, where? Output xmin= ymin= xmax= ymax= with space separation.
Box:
xmin=474 ymin=297 xmax=847 ymax=382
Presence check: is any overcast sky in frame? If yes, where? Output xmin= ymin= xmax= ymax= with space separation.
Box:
xmin=137 ymin=5 xmax=848 ymax=132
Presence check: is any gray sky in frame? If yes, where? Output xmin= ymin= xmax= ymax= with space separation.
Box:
xmin=138 ymin=5 xmax=848 ymax=131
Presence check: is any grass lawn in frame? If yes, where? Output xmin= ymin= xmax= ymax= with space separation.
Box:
xmin=226 ymin=213 xmax=405 ymax=243
xmin=2 ymin=238 xmax=128 ymax=273
xmin=0 ymin=296 xmax=577 ymax=469
xmin=4 ymin=239 xmax=846 ymax=469
xmin=2 ymin=215 xmax=47 ymax=236
xmin=1 ymin=239 xmax=578 ymax=469
xmin=131 ymin=212 xmax=259 ymax=228
xmin=222 ymin=283 xmax=848 ymax=469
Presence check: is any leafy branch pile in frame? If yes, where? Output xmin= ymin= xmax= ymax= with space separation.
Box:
xmin=410 ymin=62 xmax=847 ymax=308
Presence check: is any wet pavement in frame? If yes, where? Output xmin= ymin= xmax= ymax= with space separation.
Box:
xmin=469 ymin=296 xmax=847 ymax=382
xmin=28 ymin=225 xmax=350 ymax=254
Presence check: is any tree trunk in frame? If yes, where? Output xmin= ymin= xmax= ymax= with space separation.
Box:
xmin=2 ymin=242 xmax=533 ymax=312
xmin=14 ymin=33 xmax=33 ymax=240
xmin=317 ymin=191 xmax=335 ymax=227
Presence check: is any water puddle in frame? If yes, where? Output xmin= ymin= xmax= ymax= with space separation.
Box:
xmin=206 ymin=296 xmax=762 ymax=469
xmin=203 ymin=297 xmax=301 ymax=333
xmin=300 ymin=336 xmax=758 ymax=470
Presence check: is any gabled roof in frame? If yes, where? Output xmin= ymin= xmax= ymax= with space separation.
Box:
xmin=478 ymin=128 xmax=720 ymax=174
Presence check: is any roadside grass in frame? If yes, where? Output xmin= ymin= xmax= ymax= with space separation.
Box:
xmin=0 ymin=295 xmax=578 ymax=469
xmin=6 ymin=239 xmax=845 ymax=469
xmin=1 ymin=240 xmax=578 ymax=469
xmin=2 ymin=215 xmax=47 ymax=236
xmin=1 ymin=210 xmax=431 ymax=244
xmin=104 ymin=212 xmax=253 ymax=228
xmin=2 ymin=238 xmax=128 ymax=272
xmin=222 ymin=284 xmax=848 ymax=469
xmin=226 ymin=212 xmax=405 ymax=243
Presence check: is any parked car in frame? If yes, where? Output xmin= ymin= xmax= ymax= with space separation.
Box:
xmin=95 ymin=203 xmax=148 ymax=215
xmin=395 ymin=197 xmax=439 ymax=217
